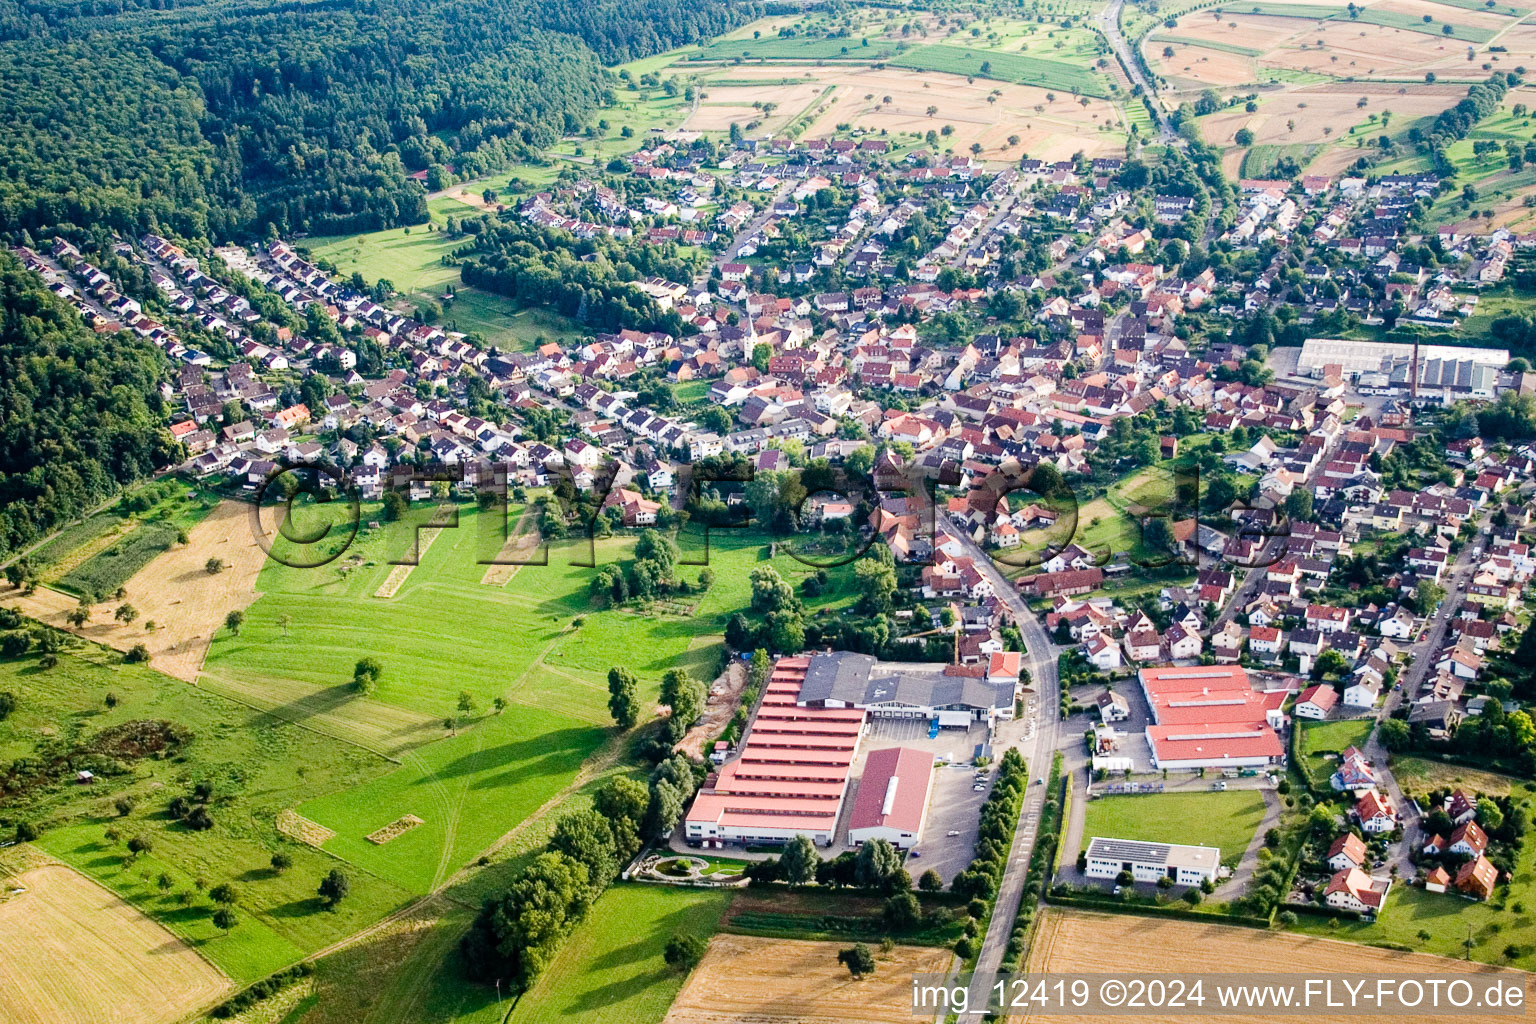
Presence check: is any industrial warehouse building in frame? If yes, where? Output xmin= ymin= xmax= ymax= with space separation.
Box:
xmin=1298 ymin=338 xmax=1507 ymax=376
xmin=684 ymin=656 xmax=863 ymax=848
xmin=847 ymin=746 xmax=936 ymax=850
xmin=684 ymin=651 xmax=999 ymax=849
xmin=1138 ymin=665 xmax=1288 ymax=772
xmin=797 ymin=650 xmax=1019 ymax=727
xmin=1085 ymin=837 xmax=1220 ymax=886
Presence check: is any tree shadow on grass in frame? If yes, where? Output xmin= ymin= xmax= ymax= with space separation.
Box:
xmin=566 ymin=966 xmax=674 ymax=1014
xmin=427 ymin=728 xmax=598 ymax=787
xmin=585 ymin=903 xmax=702 ymax=972
xmin=267 ymin=897 xmax=325 ymax=920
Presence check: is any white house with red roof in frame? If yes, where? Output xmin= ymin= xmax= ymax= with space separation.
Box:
xmin=1294 ymin=684 xmax=1337 ymax=720
xmin=1327 ymin=833 xmax=1368 ymax=872
xmin=1355 ymin=789 xmax=1397 ymax=834
xmin=1325 ymin=866 xmax=1389 ymax=915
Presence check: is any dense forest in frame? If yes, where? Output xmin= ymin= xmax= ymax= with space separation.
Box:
xmin=0 ymin=255 xmax=181 ymax=559
xmin=0 ymin=0 xmax=750 ymax=242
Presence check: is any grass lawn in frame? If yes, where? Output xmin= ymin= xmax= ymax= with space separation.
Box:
xmin=297 ymin=707 xmax=606 ymax=894
xmin=1 ymin=646 xmax=413 ymax=984
xmin=1082 ymin=791 xmax=1268 ymax=868
xmin=210 ymin=505 xmax=858 ymax=728
xmin=1297 ymin=718 xmax=1374 ymax=786
xmin=1390 ymin=756 xmax=1532 ymax=799
xmin=504 ymin=884 xmax=731 ymax=1024
xmin=1286 ymin=832 xmax=1536 ymax=969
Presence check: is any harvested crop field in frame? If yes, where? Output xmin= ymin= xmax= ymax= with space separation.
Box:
xmin=1200 ymin=82 xmax=1467 ymax=149
xmin=0 ymin=862 xmax=230 ymax=1024
xmin=663 ymin=933 xmax=952 ymax=1024
xmin=366 ymin=814 xmax=425 ymax=845
xmin=1265 ymin=22 xmax=1465 ymax=75
xmin=689 ymin=65 xmax=1124 ymax=160
xmin=1165 ymin=13 xmax=1312 ymax=51
xmin=1015 ymin=909 xmax=1524 ymax=1023
xmin=1147 ymin=44 xmax=1257 ymax=89
xmin=685 ymin=81 xmax=829 ymax=133
xmin=0 ymin=500 xmax=271 ymax=681
xmin=277 ymin=809 xmax=337 ymax=847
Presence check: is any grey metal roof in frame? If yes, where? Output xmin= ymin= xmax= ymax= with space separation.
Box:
xmin=1087 ymin=837 xmax=1171 ymax=864
xmin=800 ymin=652 xmax=1013 ymax=711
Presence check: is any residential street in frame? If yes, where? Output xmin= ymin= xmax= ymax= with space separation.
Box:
xmin=1096 ymin=0 xmax=1177 ymax=142
xmin=939 ymin=513 xmax=1062 ymax=1023
xmin=1364 ymin=520 xmax=1489 ymax=877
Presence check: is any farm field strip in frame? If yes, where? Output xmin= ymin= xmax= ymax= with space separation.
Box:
xmin=664 ymin=933 xmax=953 ymax=1024
xmin=0 ymin=862 xmax=231 ymax=1024
xmin=1019 ymin=910 xmax=1512 ymax=1022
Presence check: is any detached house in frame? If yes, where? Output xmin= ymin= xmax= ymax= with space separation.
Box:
xmin=1355 ymin=789 xmax=1397 ymax=834
xmin=1325 ymin=867 xmax=1389 ymax=915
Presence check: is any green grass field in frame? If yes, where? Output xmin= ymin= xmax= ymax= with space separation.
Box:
xmin=1 ymin=646 xmax=413 ymax=984
xmin=298 ymin=708 xmax=605 ymax=894
xmin=1082 ymin=791 xmax=1268 ymax=868
xmin=1240 ymin=144 xmax=1321 ymax=178
xmin=504 ymin=884 xmax=731 ymax=1024
xmin=209 ymin=504 xmax=858 ymax=728
xmin=1349 ymin=8 xmax=1494 ymax=41
xmin=1389 ymin=756 xmax=1525 ymax=798
xmin=1213 ymin=3 xmax=1493 ymax=41
xmin=1297 ymin=717 xmax=1374 ymax=785
xmin=890 ymin=43 xmax=1112 ymax=96
xmin=698 ymin=35 xmax=895 ymax=61
xmin=41 ymin=484 xmax=218 ymax=599
xmin=305 ymin=199 xmax=585 ymax=353
xmin=1429 ymin=0 xmax=1526 ymax=14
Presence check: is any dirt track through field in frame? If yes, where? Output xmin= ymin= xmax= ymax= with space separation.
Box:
xmin=664 ymin=933 xmax=952 ymax=1023
xmin=0 ymin=863 xmax=229 ymax=1024
xmin=0 ymin=500 xmax=270 ymax=681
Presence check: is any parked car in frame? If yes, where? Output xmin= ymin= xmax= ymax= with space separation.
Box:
xmin=946 ymin=830 xmax=962 ymax=837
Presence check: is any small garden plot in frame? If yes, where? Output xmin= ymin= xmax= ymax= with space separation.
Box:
xmin=366 ymin=814 xmax=426 ymax=845
xmin=55 ymin=520 xmax=181 ymax=599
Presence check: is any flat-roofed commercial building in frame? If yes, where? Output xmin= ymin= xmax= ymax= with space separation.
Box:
xmin=798 ymin=651 xmax=1017 ymax=727
xmin=1085 ymin=836 xmax=1220 ymax=886
xmin=1139 ymin=665 xmax=1288 ymax=771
